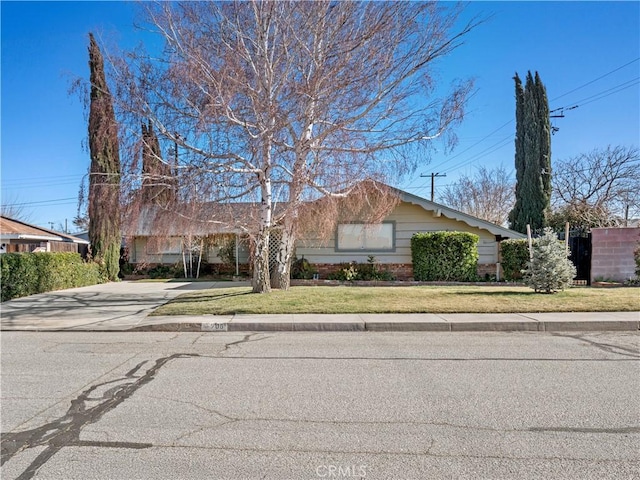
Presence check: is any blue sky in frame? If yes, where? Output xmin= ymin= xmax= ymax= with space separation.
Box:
xmin=1 ymin=1 xmax=639 ymax=231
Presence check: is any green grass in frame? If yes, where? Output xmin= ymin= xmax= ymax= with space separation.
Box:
xmin=151 ymin=285 xmax=640 ymax=315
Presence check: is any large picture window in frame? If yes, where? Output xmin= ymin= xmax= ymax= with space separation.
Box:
xmin=146 ymin=237 xmax=182 ymax=254
xmin=336 ymin=223 xmax=395 ymax=252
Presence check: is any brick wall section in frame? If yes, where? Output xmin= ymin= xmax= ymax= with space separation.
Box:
xmin=312 ymin=262 xmax=498 ymax=281
xmin=590 ymin=227 xmax=640 ymax=283
xmin=312 ymin=263 xmax=414 ymax=280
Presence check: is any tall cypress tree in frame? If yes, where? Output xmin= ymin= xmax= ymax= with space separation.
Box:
xmin=88 ymin=33 xmax=121 ymax=280
xmin=141 ymin=120 xmax=175 ymax=206
xmin=509 ymin=71 xmax=551 ymax=233
xmin=535 ymin=72 xmax=552 ymax=203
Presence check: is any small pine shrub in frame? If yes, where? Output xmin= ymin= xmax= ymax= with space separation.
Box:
xmin=523 ymin=228 xmax=577 ymax=294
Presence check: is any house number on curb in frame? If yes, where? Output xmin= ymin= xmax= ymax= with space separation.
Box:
xmin=201 ymin=323 xmax=228 ymax=332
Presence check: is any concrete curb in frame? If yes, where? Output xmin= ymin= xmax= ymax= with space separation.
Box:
xmin=4 ymin=313 xmax=637 ymax=333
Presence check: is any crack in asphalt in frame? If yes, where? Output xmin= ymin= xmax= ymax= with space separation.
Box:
xmin=142 ymin=442 xmax=638 ymax=463
xmin=220 ymin=333 xmax=270 ymax=354
xmin=1 ymin=353 xmax=199 ymax=480
xmin=551 ymin=333 xmax=640 ymax=359
xmin=3 ymin=334 xmax=637 ymax=477
xmin=529 ymin=426 xmax=640 ymax=434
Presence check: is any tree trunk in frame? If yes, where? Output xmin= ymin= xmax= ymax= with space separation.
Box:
xmin=271 ymin=221 xmax=296 ymax=290
xmin=252 ymin=228 xmax=271 ymax=293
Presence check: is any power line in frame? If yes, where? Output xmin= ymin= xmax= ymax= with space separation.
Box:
xmin=428 ymin=120 xmax=513 ymax=172
xmin=2 ymin=197 xmax=77 ymax=207
xmin=444 ymin=135 xmax=513 ymax=174
xmin=550 ymin=57 xmax=640 ymax=102
xmin=1 ymin=174 xmax=83 ymax=184
xmin=426 ymin=58 xmax=640 ymax=176
xmin=2 ymin=180 xmax=82 ymax=191
xmin=573 ymin=79 xmax=640 ymax=108
xmin=551 ymin=77 xmax=640 ymax=112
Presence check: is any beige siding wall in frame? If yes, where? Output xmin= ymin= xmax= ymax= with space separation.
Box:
xmin=130 ymin=236 xmax=250 ymax=265
xmin=295 ymin=202 xmax=498 ymax=265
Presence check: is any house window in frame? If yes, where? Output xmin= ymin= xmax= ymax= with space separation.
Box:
xmin=336 ymin=223 xmax=395 ymax=252
xmin=146 ymin=237 xmax=182 ymax=254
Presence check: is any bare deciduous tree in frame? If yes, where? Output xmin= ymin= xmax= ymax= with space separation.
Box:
xmin=552 ymin=145 xmax=640 ymax=230
xmin=109 ymin=1 xmax=479 ymax=292
xmin=440 ymin=166 xmax=515 ymax=226
xmin=1 ymin=195 xmax=34 ymax=222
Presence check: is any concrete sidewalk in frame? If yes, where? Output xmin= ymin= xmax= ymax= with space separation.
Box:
xmin=1 ymin=281 xmax=638 ymax=332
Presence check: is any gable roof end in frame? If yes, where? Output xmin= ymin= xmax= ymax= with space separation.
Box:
xmin=394 ymin=188 xmax=526 ymax=240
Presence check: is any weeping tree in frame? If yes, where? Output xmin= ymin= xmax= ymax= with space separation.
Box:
xmin=87 ymin=33 xmax=121 ymax=281
xmin=108 ymin=1 xmax=479 ymax=292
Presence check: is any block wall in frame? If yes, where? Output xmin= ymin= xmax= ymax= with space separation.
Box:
xmin=590 ymin=227 xmax=640 ymax=283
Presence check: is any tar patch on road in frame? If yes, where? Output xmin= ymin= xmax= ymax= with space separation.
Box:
xmin=1 ymin=353 xmax=200 ymax=480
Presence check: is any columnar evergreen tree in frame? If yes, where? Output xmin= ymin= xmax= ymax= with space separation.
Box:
xmin=88 ymin=33 xmax=121 ymax=281
xmin=141 ymin=120 xmax=175 ymax=206
xmin=509 ymin=71 xmax=551 ymax=233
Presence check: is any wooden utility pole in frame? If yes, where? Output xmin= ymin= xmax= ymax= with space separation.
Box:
xmin=420 ymin=172 xmax=446 ymax=202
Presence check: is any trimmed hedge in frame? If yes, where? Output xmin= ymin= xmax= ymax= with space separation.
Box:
xmin=411 ymin=232 xmax=479 ymax=281
xmin=500 ymin=239 xmax=529 ymax=281
xmin=1 ymin=252 xmax=107 ymax=302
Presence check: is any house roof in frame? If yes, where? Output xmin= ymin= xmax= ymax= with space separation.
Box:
xmin=124 ymin=203 xmax=258 ymax=237
xmin=125 ymin=182 xmax=526 ymax=240
xmin=0 ymin=216 xmax=90 ymax=244
xmin=394 ymin=188 xmax=527 ymax=240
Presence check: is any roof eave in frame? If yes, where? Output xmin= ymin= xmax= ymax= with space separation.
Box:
xmin=396 ymin=189 xmax=527 ymax=240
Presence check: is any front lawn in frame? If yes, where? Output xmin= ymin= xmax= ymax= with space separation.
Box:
xmin=151 ymin=285 xmax=640 ymax=315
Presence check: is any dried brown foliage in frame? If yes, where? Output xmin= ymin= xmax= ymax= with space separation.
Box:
xmin=105 ymin=1 xmax=479 ymax=291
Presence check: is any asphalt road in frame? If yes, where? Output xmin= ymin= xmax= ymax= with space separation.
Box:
xmin=2 ymin=331 xmax=639 ymax=480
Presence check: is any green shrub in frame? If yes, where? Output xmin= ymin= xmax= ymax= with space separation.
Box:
xmin=411 ymin=232 xmax=479 ymax=281
xmin=327 ymin=257 xmax=396 ymax=282
xmin=635 ymin=243 xmax=640 ymax=278
xmin=147 ymin=264 xmax=181 ymax=279
xmin=500 ymin=239 xmax=530 ymax=281
xmin=327 ymin=262 xmax=359 ymax=281
xmin=1 ymin=253 xmax=38 ymax=300
xmin=356 ymin=256 xmax=395 ymax=281
xmin=1 ymin=252 xmax=107 ymax=301
xmin=523 ymin=228 xmax=577 ymax=293
xmin=291 ymin=256 xmax=317 ymax=280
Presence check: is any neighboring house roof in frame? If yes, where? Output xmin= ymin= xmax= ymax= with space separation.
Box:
xmin=393 ymin=187 xmax=527 ymax=240
xmin=0 ymin=216 xmax=90 ymax=244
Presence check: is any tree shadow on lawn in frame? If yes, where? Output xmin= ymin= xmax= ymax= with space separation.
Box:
xmin=168 ymin=290 xmax=252 ymax=304
xmin=447 ymin=290 xmax=543 ymax=297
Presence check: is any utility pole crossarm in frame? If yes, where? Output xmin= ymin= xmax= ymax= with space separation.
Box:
xmin=420 ymin=172 xmax=447 ymax=202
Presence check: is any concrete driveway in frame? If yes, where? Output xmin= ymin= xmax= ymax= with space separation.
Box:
xmin=0 ymin=281 xmax=247 ymax=331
